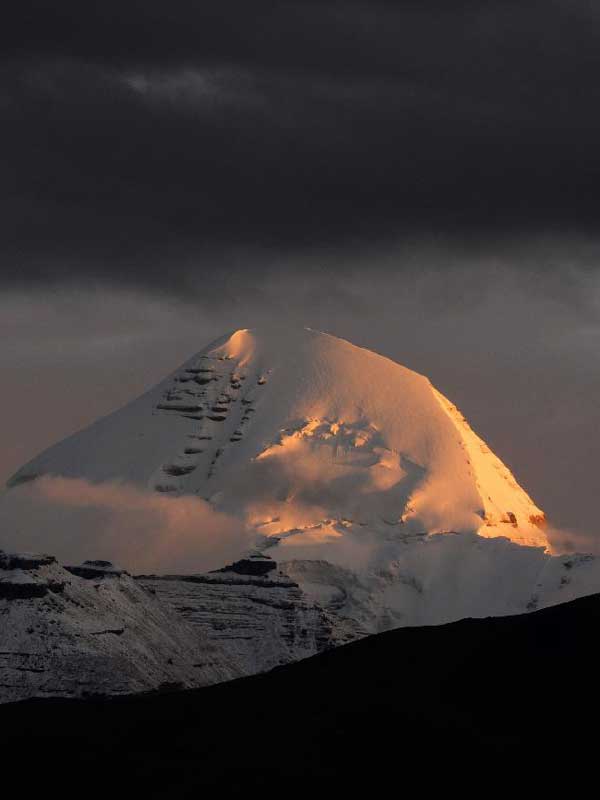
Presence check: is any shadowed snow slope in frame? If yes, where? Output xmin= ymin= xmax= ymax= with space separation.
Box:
xmin=0 ymin=551 xmax=240 ymax=703
xmin=8 ymin=327 xmax=546 ymax=549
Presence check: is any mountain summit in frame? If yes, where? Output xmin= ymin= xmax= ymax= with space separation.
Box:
xmin=10 ymin=327 xmax=546 ymax=549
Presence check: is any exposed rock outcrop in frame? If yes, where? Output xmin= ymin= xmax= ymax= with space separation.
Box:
xmin=0 ymin=550 xmax=240 ymax=704
xmin=139 ymin=554 xmax=362 ymax=676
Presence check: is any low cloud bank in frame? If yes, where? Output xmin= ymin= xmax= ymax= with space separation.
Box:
xmin=0 ymin=475 xmax=596 ymax=581
xmin=546 ymin=525 xmax=600 ymax=556
xmin=0 ymin=476 xmax=251 ymax=573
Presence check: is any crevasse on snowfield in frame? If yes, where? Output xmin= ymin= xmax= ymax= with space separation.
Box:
xmin=5 ymin=327 xmax=600 ymax=642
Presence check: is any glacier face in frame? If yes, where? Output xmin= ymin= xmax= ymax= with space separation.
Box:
xmin=281 ymin=533 xmax=600 ymax=632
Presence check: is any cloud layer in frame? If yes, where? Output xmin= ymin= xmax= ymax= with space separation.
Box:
xmin=0 ymin=476 xmax=251 ymax=573
xmin=4 ymin=2 xmax=600 ymax=291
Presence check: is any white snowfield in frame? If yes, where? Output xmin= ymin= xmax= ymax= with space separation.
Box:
xmin=4 ymin=327 xmax=600 ymax=698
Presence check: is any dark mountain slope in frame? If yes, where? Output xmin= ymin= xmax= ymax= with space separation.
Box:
xmin=2 ymin=593 xmax=598 ymax=794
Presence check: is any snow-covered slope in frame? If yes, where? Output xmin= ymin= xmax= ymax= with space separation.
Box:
xmin=138 ymin=553 xmax=361 ymax=676
xmin=8 ymin=327 xmax=546 ymax=548
xmin=281 ymin=534 xmax=600 ymax=632
xmin=0 ymin=549 xmax=361 ymax=703
xmin=0 ymin=551 xmax=240 ymax=703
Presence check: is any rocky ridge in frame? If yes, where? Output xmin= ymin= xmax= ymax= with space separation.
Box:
xmin=0 ymin=550 xmax=240 ymax=703
xmin=0 ymin=550 xmax=359 ymax=703
xmin=138 ymin=553 xmax=362 ymax=677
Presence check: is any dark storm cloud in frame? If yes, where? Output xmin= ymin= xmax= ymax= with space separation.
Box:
xmin=3 ymin=1 xmax=600 ymax=291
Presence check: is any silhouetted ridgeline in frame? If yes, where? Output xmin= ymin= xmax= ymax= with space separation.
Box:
xmin=1 ymin=592 xmax=598 ymax=794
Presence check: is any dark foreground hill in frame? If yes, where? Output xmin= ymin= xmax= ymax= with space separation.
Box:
xmin=2 ymin=594 xmax=598 ymax=795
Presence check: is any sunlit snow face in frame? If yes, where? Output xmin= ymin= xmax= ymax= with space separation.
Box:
xmin=2 ymin=325 xmax=549 ymax=578
xmin=234 ymin=419 xmax=426 ymax=534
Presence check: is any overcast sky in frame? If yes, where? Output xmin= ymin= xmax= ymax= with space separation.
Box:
xmin=2 ymin=2 xmax=600 ymax=546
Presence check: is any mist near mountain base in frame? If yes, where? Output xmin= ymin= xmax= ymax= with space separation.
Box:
xmin=0 ymin=477 xmax=252 ymax=573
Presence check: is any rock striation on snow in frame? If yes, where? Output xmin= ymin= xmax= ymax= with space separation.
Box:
xmin=0 ymin=549 xmax=362 ymax=704
xmin=0 ymin=550 xmax=241 ymax=703
xmin=138 ymin=553 xmax=361 ymax=676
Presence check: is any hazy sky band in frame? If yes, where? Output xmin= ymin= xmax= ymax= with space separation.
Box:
xmin=4 ymin=1 xmax=600 ymax=291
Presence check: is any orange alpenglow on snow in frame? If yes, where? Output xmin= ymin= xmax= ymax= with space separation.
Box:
xmin=8 ymin=326 xmax=547 ymax=552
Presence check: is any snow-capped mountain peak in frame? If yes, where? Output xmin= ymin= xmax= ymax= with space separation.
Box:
xmin=8 ymin=326 xmax=546 ymax=554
